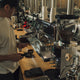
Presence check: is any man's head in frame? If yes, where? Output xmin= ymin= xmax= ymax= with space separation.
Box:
xmin=0 ymin=0 xmax=19 ymax=18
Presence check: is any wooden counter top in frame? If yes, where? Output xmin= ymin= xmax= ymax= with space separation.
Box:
xmin=14 ymin=29 xmax=56 ymax=80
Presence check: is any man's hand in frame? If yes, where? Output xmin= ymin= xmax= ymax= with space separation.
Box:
xmin=17 ymin=43 xmax=28 ymax=49
xmin=9 ymin=53 xmax=23 ymax=62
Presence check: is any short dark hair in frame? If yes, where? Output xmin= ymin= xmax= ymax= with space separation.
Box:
xmin=0 ymin=0 xmax=19 ymax=8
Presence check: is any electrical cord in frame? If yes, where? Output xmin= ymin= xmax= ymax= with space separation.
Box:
xmin=60 ymin=55 xmax=79 ymax=78
xmin=60 ymin=65 xmax=72 ymax=77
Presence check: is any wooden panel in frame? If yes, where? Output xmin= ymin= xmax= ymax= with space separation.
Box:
xmin=57 ymin=0 xmax=67 ymax=8
xmin=79 ymin=0 xmax=80 ymax=8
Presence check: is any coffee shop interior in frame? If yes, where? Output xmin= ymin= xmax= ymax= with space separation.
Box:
xmin=2 ymin=0 xmax=80 ymax=80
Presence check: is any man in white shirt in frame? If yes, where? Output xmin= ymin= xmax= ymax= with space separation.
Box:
xmin=0 ymin=0 xmax=26 ymax=80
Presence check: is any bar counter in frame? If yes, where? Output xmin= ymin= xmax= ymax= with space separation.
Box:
xmin=14 ymin=29 xmax=56 ymax=80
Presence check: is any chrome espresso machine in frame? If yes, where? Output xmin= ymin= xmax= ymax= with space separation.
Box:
xmin=20 ymin=14 xmax=80 ymax=80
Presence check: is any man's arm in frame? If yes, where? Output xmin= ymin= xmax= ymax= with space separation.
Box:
xmin=0 ymin=53 xmax=23 ymax=62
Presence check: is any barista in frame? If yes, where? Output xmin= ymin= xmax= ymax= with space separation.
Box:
xmin=0 ymin=0 xmax=26 ymax=80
